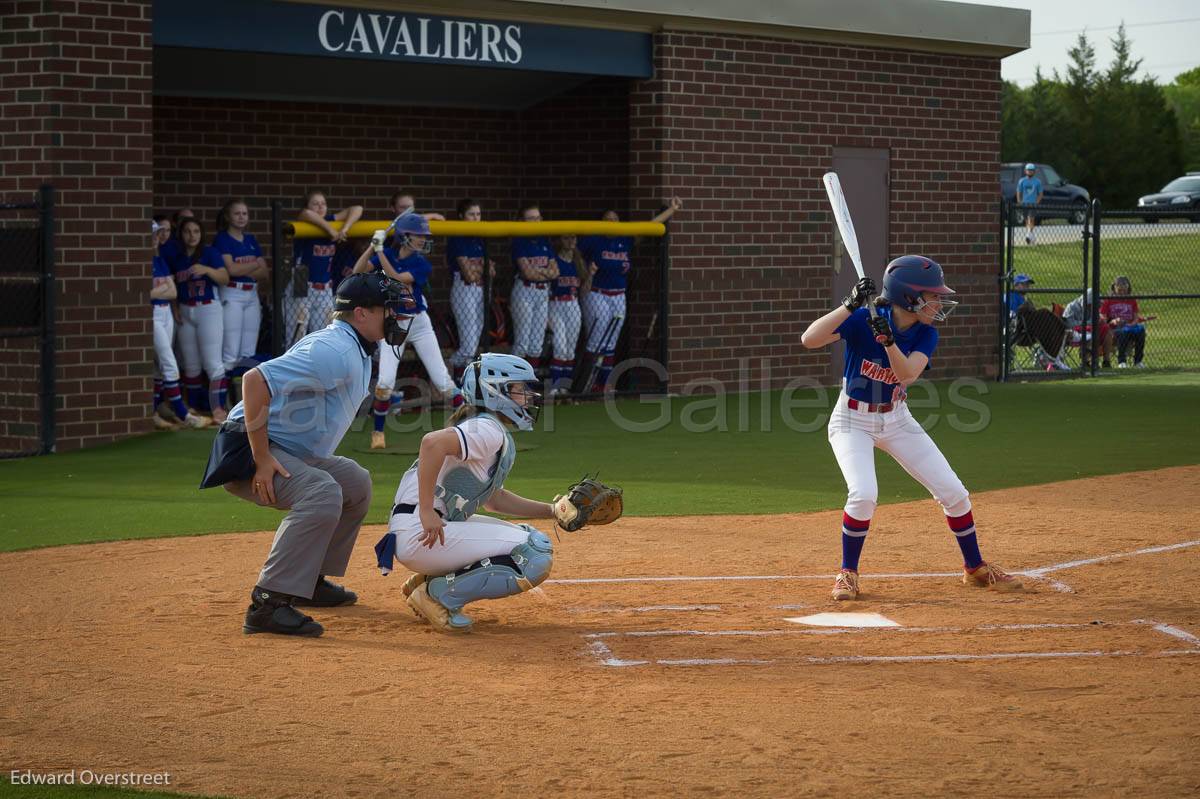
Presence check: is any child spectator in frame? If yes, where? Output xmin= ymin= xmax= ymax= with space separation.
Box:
xmin=1063 ymin=288 xmax=1113 ymax=369
xmin=1101 ymin=276 xmax=1147 ymax=368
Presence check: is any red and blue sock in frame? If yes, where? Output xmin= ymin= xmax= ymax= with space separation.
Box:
xmin=550 ymin=358 xmax=574 ymax=384
xmin=947 ymin=511 xmax=983 ymax=570
xmin=153 ymin=378 xmax=163 ymax=412
xmin=841 ymin=512 xmax=870 ymax=571
xmin=162 ymin=380 xmax=189 ymax=422
xmin=209 ymin=377 xmax=229 ymax=415
xmin=595 ymin=354 xmax=615 ymax=389
xmin=373 ymin=394 xmax=391 ymax=433
xmin=183 ymin=375 xmax=205 ymax=411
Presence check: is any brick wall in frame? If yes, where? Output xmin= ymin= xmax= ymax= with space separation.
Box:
xmin=631 ymin=31 xmax=1002 ymax=389
xmin=0 ymin=0 xmax=154 ymax=452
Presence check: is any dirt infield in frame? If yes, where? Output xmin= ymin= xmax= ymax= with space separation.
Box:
xmin=3 ymin=466 xmax=1199 ymax=798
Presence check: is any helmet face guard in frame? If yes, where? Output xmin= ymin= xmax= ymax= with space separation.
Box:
xmin=912 ymin=294 xmax=959 ymax=322
xmin=380 ymin=279 xmax=414 ymax=347
xmin=403 ymin=233 xmax=434 ymax=255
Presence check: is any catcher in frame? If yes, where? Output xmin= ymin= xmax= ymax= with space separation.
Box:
xmin=373 ymin=352 xmax=622 ymax=633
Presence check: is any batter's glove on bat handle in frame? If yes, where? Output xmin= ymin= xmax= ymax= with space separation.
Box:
xmin=869 ymin=314 xmax=894 ymax=347
xmin=843 ymin=277 xmax=877 ymax=311
xmin=371 ymin=230 xmax=386 ymax=253
xmin=552 ymin=476 xmax=624 ymax=533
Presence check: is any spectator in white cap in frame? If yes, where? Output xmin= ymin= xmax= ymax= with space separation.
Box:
xmin=1015 ymin=163 xmax=1043 ymax=245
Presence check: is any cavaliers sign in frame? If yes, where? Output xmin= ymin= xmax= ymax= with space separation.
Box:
xmin=154 ymin=0 xmax=652 ymax=78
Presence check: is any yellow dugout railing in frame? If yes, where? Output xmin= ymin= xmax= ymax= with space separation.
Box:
xmin=285 ymin=219 xmax=667 ymax=239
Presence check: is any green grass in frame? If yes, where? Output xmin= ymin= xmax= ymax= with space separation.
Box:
xmin=2 ymin=374 xmax=1199 ymax=552
xmin=1008 ymin=231 xmax=1200 ymax=368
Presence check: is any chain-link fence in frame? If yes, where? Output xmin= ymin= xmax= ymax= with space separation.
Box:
xmin=1000 ymin=200 xmax=1200 ymax=378
xmin=272 ymin=206 xmax=670 ymax=408
xmin=0 ymin=186 xmax=56 ymax=456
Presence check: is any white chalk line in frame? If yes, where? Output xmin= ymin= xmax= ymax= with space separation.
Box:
xmin=567 ymin=604 xmax=722 ymax=615
xmin=548 ymin=538 xmax=1200 ymax=587
xmin=584 ymin=619 xmax=1200 ymax=669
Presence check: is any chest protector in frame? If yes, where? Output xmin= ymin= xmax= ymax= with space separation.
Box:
xmin=416 ymin=412 xmax=515 ymax=521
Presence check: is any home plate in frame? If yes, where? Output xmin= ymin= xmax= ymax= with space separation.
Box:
xmin=784 ymin=612 xmax=900 ymax=628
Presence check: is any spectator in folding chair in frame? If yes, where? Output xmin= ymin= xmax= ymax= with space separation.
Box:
xmin=1101 ymin=276 xmax=1149 ymax=368
xmin=1062 ymin=288 xmax=1113 ymax=369
xmin=1013 ymin=301 xmax=1070 ymax=371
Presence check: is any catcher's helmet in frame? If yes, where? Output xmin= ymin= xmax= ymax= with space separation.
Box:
xmin=393 ymin=213 xmax=433 ymax=253
xmin=881 ymin=255 xmax=958 ymax=321
xmin=461 ymin=353 xmax=541 ymax=431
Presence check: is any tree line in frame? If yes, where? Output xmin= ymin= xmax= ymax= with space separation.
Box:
xmin=1002 ymin=25 xmax=1199 ymax=209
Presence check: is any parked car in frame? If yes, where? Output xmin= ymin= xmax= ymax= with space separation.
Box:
xmin=1137 ymin=173 xmax=1200 ymax=223
xmin=1000 ymin=162 xmax=1090 ymax=225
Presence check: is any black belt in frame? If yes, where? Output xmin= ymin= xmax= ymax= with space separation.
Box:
xmin=392 ymin=503 xmax=442 ymax=518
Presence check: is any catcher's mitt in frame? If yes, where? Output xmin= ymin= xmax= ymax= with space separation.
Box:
xmin=553 ymin=476 xmax=623 ymax=532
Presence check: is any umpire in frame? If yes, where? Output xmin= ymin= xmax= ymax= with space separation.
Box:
xmin=201 ymin=273 xmax=410 ymax=637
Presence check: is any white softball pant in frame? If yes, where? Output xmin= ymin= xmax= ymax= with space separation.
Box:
xmin=283 ymin=284 xmax=334 ymax=348
xmin=376 ymin=311 xmax=455 ymax=394
xmin=511 ymin=282 xmax=549 ymax=359
xmin=389 ymin=511 xmax=533 ymax=575
xmin=449 ymin=278 xmax=483 ymax=368
xmin=582 ymin=291 xmax=625 ymax=354
xmin=548 ymin=298 xmax=581 ymax=361
xmin=220 ymin=285 xmax=261 ymax=370
xmin=827 ymin=394 xmax=971 ymax=521
xmin=152 ymin=304 xmax=178 ymax=382
xmin=177 ymin=301 xmax=226 ymax=382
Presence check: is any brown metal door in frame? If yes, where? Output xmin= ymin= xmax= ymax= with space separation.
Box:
xmin=829 ymin=148 xmax=890 ymax=384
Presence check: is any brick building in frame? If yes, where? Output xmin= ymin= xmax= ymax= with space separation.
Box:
xmin=0 ymin=0 xmax=1028 ymax=451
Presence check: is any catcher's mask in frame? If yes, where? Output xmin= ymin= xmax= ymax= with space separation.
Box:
xmin=462 ymin=353 xmax=542 ymax=431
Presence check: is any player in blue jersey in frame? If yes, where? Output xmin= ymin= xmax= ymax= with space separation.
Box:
xmin=445 ymin=198 xmax=492 ymax=381
xmin=213 ymin=199 xmax=268 ymax=373
xmin=547 ymin=233 xmax=589 ymax=394
xmin=578 ymin=197 xmax=682 ymax=390
xmin=353 ymin=213 xmax=461 ymax=449
xmin=510 ymin=202 xmax=558 ymax=370
xmin=171 ymin=217 xmax=231 ymax=424
xmin=289 ymin=190 xmax=363 ymax=347
xmin=150 ymin=219 xmax=207 ymax=430
xmin=801 ymin=256 xmax=1023 ymax=600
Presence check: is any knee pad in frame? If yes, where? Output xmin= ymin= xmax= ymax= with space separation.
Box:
xmin=426 ymin=529 xmax=553 ymax=616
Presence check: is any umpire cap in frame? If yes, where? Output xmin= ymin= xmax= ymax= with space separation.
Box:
xmin=335 ymin=273 xmax=399 ymax=311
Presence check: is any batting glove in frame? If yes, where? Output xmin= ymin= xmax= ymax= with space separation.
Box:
xmin=843 ymin=277 xmax=877 ymax=311
xmin=869 ymin=314 xmax=894 ymax=347
xmin=371 ymin=230 xmax=386 ymax=253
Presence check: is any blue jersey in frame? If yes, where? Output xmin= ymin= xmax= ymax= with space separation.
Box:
xmin=446 ymin=236 xmax=485 ymax=282
xmin=330 ymin=245 xmax=360 ymax=292
xmin=159 ymin=237 xmax=185 ymax=265
xmin=551 ymin=254 xmax=580 ymax=300
xmin=151 ymin=254 xmax=172 ymax=306
xmin=836 ymin=306 xmax=938 ymax=404
xmin=370 ymin=248 xmax=430 ymax=314
xmin=1016 ymin=176 xmax=1042 ymax=205
xmin=213 ymin=230 xmax=263 ymax=287
xmin=170 ymin=245 xmax=223 ymax=304
xmin=511 ymin=237 xmax=554 ymax=284
xmin=578 ymin=235 xmax=632 ymax=290
xmin=293 ymin=213 xmax=337 ymax=284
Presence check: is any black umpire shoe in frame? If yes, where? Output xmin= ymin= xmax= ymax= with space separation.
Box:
xmin=243 ymin=586 xmax=324 ymax=637
xmin=292 ymin=576 xmax=358 ymax=608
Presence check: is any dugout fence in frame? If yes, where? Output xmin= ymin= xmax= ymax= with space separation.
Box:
xmin=999 ymin=198 xmax=1200 ymax=380
xmin=0 ymin=185 xmax=56 ymax=457
xmin=269 ymin=202 xmax=671 ymax=405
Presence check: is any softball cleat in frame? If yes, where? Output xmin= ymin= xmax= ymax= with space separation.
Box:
xmin=831 ymin=568 xmax=860 ymax=601
xmin=962 ymin=562 xmax=1023 ymax=592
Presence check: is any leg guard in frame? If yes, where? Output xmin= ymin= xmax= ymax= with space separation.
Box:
xmin=425 ymin=527 xmax=552 ymax=631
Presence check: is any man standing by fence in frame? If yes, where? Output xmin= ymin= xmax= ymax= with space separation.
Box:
xmin=1016 ymin=163 xmax=1043 ymax=246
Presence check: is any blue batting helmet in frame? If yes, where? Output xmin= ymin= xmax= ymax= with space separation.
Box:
xmin=393 ymin=213 xmax=431 ymax=237
xmin=881 ymin=255 xmax=957 ymax=318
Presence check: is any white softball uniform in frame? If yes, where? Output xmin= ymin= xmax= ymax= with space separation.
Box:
xmin=449 ymin=276 xmax=484 ymax=368
xmin=177 ymin=301 xmax=226 ymax=384
xmin=388 ymin=415 xmax=529 ymax=574
xmin=548 ymin=296 xmax=581 ymax=361
xmin=283 ymin=284 xmax=335 ymax=349
xmin=827 ymin=392 xmax=971 ymax=521
xmin=582 ymin=289 xmax=625 ymax=353
xmin=511 ymin=281 xmax=550 ymax=359
xmin=152 ymin=304 xmax=178 ymax=382
xmin=375 ymin=311 xmax=455 ymax=394
xmin=220 ymin=284 xmax=261 ymax=370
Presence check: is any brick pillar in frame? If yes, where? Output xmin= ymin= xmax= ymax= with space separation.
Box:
xmin=0 ymin=0 xmax=154 ymax=451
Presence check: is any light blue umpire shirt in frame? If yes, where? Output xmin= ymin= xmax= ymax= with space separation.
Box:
xmin=227 ymin=320 xmax=373 ymax=459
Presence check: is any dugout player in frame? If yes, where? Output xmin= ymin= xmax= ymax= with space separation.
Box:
xmin=445 ymin=198 xmax=494 ymax=381
xmin=289 ymin=190 xmax=363 ymax=347
xmin=201 ymin=273 xmax=414 ymax=637
xmin=510 ymin=203 xmax=558 ymax=370
xmin=578 ymin=197 xmax=683 ymax=389
xmin=214 ymin=199 xmax=269 ymax=374
xmin=171 ymin=217 xmax=230 ymax=422
xmin=800 ymin=256 xmax=1023 ymax=600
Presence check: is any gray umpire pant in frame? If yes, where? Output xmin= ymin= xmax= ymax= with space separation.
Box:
xmin=225 ymin=444 xmax=372 ymax=599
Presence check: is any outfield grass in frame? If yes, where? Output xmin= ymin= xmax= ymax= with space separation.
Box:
xmin=1008 ymin=231 xmax=1200 ymax=368
xmin=1 ymin=374 xmax=1198 ymax=553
